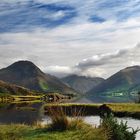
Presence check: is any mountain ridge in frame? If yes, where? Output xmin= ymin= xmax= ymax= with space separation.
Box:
xmin=0 ymin=60 xmax=77 ymax=95
xmin=62 ymin=74 xmax=104 ymax=94
xmin=88 ymin=65 xmax=140 ymax=95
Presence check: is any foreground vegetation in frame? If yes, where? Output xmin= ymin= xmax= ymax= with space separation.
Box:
xmin=0 ymin=106 xmax=139 ymax=140
xmin=0 ymin=121 xmax=107 ymax=140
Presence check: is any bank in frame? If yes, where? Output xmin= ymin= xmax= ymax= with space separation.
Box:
xmin=44 ymin=103 xmax=140 ymax=119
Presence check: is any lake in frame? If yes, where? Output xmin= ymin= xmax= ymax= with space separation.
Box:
xmin=0 ymin=102 xmax=140 ymax=140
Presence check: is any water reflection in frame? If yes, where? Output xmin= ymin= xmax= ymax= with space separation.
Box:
xmin=0 ymin=101 xmax=43 ymax=124
xmin=0 ymin=101 xmax=140 ymax=140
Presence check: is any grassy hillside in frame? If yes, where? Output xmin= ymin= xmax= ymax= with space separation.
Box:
xmin=0 ymin=80 xmax=37 ymax=96
xmin=87 ymin=66 xmax=140 ymax=102
xmin=0 ymin=61 xmax=78 ymax=96
xmin=62 ymin=75 xmax=104 ymax=94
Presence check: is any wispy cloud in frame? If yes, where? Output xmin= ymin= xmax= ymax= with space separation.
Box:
xmin=0 ymin=0 xmax=140 ymax=78
xmin=0 ymin=1 xmax=77 ymax=32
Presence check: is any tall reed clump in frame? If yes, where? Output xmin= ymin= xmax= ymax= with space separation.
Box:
xmin=46 ymin=105 xmax=85 ymax=131
xmin=46 ymin=105 xmax=108 ymax=140
xmin=100 ymin=114 xmax=140 ymax=140
xmin=47 ymin=106 xmax=69 ymax=131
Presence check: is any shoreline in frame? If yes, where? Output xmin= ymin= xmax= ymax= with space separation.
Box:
xmin=44 ymin=103 xmax=140 ymax=119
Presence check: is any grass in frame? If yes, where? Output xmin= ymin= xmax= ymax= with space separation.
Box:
xmin=44 ymin=103 xmax=140 ymax=119
xmin=0 ymin=105 xmax=108 ymax=140
xmin=0 ymin=105 xmax=139 ymax=140
xmin=0 ymin=120 xmax=108 ymax=140
xmin=106 ymin=103 xmax=140 ymax=119
xmin=44 ymin=103 xmax=140 ymax=113
xmin=39 ymin=79 xmax=49 ymax=91
xmin=106 ymin=103 xmax=140 ymax=112
xmin=0 ymin=124 xmax=31 ymax=140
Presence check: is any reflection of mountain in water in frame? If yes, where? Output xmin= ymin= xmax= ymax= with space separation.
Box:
xmin=0 ymin=102 xmax=43 ymax=124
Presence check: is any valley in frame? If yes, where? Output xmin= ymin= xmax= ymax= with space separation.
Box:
xmin=0 ymin=61 xmax=140 ymax=140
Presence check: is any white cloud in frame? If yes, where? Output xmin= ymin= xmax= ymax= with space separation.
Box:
xmin=0 ymin=18 xmax=140 ymax=77
xmin=46 ymin=65 xmax=73 ymax=74
xmin=44 ymin=44 xmax=140 ymax=78
xmin=0 ymin=0 xmax=140 ymax=78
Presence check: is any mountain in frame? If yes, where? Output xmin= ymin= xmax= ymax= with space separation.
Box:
xmin=0 ymin=80 xmax=34 ymax=95
xmin=88 ymin=66 xmax=140 ymax=95
xmin=61 ymin=75 xmax=104 ymax=94
xmin=0 ymin=61 xmax=77 ymax=95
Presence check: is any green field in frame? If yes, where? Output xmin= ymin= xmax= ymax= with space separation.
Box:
xmin=0 ymin=122 xmax=107 ymax=140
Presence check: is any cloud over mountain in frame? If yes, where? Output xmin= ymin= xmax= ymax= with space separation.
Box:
xmin=0 ymin=0 xmax=140 ymax=78
xmin=45 ymin=44 xmax=140 ymax=78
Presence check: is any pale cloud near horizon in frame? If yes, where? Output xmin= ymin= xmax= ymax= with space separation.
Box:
xmin=0 ymin=0 xmax=140 ymax=78
xmin=46 ymin=44 xmax=140 ymax=78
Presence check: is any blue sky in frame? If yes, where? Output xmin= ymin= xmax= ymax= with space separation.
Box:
xmin=0 ymin=0 xmax=140 ymax=78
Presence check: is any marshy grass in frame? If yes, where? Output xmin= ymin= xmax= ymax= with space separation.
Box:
xmin=44 ymin=103 xmax=140 ymax=119
xmin=44 ymin=103 xmax=100 ymax=116
xmin=0 ymin=124 xmax=31 ymax=140
xmin=0 ymin=119 xmax=108 ymax=140
xmin=46 ymin=105 xmax=86 ymax=131
xmin=106 ymin=103 xmax=140 ymax=112
xmin=0 ymin=104 xmax=139 ymax=140
xmin=44 ymin=103 xmax=140 ymax=112
xmin=106 ymin=103 xmax=140 ymax=119
xmin=47 ymin=106 xmax=69 ymax=131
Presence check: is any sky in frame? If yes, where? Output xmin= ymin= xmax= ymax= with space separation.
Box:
xmin=0 ymin=0 xmax=140 ymax=78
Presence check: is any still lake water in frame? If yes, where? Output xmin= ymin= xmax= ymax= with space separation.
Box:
xmin=0 ymin=102 xmax=140 ymax=140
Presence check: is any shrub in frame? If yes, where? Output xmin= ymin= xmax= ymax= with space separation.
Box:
xmin=101 ymin=114 xmax=139 ymax=140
